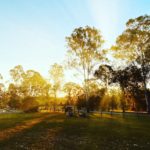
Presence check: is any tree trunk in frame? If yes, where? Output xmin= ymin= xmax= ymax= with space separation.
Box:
xmin=53 ymin=92 xmax=57 ymax=112
xmin=141 ymin=64 xmax=150 ymax=113
xmin=140 ymin=51 xmax=150 ymax=114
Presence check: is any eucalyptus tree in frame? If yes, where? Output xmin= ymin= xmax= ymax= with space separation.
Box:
xmin=49 ymin=63 xmax=64 ymax=111
xmin=94 ymin=64 xmax=114 ymax=90
xmin=9 ymin=66 xmax=51 ymax=109
xmin=112 ymin=64 xmax=150 ymax=112
xmin=112 ymin=15 xmax=150 ymax=113
xmin=10 ymin=65 xmax=25 ymax=86
xmin=22 ymin=70 xmax=50 ymax=97
xmin=66 ymin=26 xmax=105 ymax=106
xmin=0 ymin=74 xmax=3 ymax=91
xmin=0 ymin=74 xmax=5 ymax=108
xmin=9 ymin=65 xmax=25 ymax=107
xmin=63 ymin=82 xmax=83 ymax=105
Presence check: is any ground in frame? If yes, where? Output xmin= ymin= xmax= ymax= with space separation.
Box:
xmin=0 ymin=112 xmax=150 ymax=150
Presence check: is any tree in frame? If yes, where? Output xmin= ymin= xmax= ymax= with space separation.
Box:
xmin=66 ymin=26 xmax=105 ymax=108
xmin=9 ymin=66 xmax=51 ymax=109
xmin=22 ymin=70 xmax=50 ymax=97
xmin=112 ymin=64 xmax=149 ymax=112
xmin=94 ymin=64 xmax=114 ymax=89
xmin=10 ymin=65 xmax=25 ymax=85
xmin=63 ymin=82 xmax=83 ymax=105
xmin=76 ymin=88 xmax=105 ymax=112
xmin=8 ymin=83 xmax=22 ymax=109
xmin=9 ymin=65 xmax=25 ymax=107
xmin=21 ymin=97 xmax=39 ymax=113
xmin=109 ymin=90 xmax=120 ymax=115
xmin=0 ymin=74 xmax=6 ymax=108
xmin=112 ymin=66 xmax=134 ymax=113
xmin=49 ymin=63 xmax=64 ymax=111
xmin=94 ymin=64 xmax=115 ymax=112
xmin=112 ymin=15 xmax=150 ymax=113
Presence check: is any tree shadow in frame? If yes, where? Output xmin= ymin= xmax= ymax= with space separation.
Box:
xmin=0 ymin=113 xmax=62 ymax=149
xmin=1 ymin=113 xmax=150 ymax=150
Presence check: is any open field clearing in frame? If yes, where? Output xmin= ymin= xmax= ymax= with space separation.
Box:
xmin=0 ymin=113 xmax=150 ymax=150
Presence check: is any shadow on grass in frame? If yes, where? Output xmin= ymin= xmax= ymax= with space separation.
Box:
xmin=0 ymin=113 xmax=150 ymax=150
xmin=0 ymin=113 xmax=47 ymax=130
xmin=0 ymin=113 xmax=65 ymax=149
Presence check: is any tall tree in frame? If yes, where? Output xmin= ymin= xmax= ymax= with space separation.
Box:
xmin=8 ymin=83 xmax=22 ymax=109
xmin=63 ymin=82 xmax=83 ymax=105
xmin=66 ymin=26 xmax=105 ymax=107
xmin=112 ymin=65 xmax=149 ymax=112
xmin=94 ymin=64 xmax=114 ymax=90
xmin=9 ymin=65 xmax=25 ymax=108
xmin=10 ymin=65 xmax=25 ymax=85
xmin=112 ymin=15 xmax=150 ymax=113
xmin=0 ymin=74 xmax=3 ymax=91
xmin=9 ymin=66 xmax=51 ymax=109
xmin=49 ymin=63 xmax=64 ymax=111
xmin=22 ymin=70 xmax=50 ymax=97
xmin=0 ymin=74 xmax=5 ymax=108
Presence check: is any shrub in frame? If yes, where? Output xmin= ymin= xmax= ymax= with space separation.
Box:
xmin=21 ymin=97 xmax=39 ymax=113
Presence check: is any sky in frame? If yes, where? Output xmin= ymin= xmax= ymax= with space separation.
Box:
xmin=0 ymin=0 xmax=150 ymax=83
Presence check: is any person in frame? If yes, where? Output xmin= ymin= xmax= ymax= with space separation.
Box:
xmin=65 ymin=106 xmax=73 ymax=117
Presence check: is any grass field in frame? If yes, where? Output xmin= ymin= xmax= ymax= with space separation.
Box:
xmin=0 ymin=112 xmax=150 ymax=150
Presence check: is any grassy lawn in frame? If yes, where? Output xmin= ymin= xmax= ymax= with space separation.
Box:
xmin=0 ymin=113 xmax=45 ymax=130
xmin=0 ymin=113 xmax=150 ymax=150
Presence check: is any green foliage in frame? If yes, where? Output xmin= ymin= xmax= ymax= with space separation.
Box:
xmin=49 ymin=63 xmax=64 ymax=97
xmin=0 ymin=74 xmax=8 ymax=108
xmin=8 ymin=83 xmax=22 ymax=109
xmin=76 ymin=94 xmax=101 ymax=112
xmin=76 ymin=94 xmax=86 ymax=109
xmin=8 ymin=99 xmax=22 ymax=109
xmin=111 ymin=64 xmax=149 ymax=111
xmin=113 ymin=15 xmax=150 ymax=63
xmin=63 ymin=82 xmax=83 ymax=105
xmin=21 ymin=97 xmax=39 ymax=113
xmin=66 ymin=26 xmax=105 ymax=105
xmin=66 ymin=25 xmax=104 ymax=76
xmin=10 ymin=65 xmax=25 ymax=85
xmin=88 ymin=95 xmax=101 ymax=111
xmin=108 ymin=15 xmax=150 ymax=113
xmin=7 ymin=66 xmax=52 ymax=110
xmin=49 ymin=63 xmax=64 ymax=111
xmin=94 ymin=64 xmax=114 ymax=88
xmin=22 ymin=70 xmax=50 ymax=97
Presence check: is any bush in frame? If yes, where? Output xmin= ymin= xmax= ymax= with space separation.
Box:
xmin=21 ymin=97 xmax=39 ymax=113
xmin=76 ymin=94 xmax=101 ymax=111
xmin=8 ymin=98 xmax=22 ymax=109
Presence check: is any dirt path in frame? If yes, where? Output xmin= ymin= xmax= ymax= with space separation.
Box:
xmin=0 ymin=113 xmax=64 ymax=150
xmin=0 ymin=113 xmax=53 ymax=141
